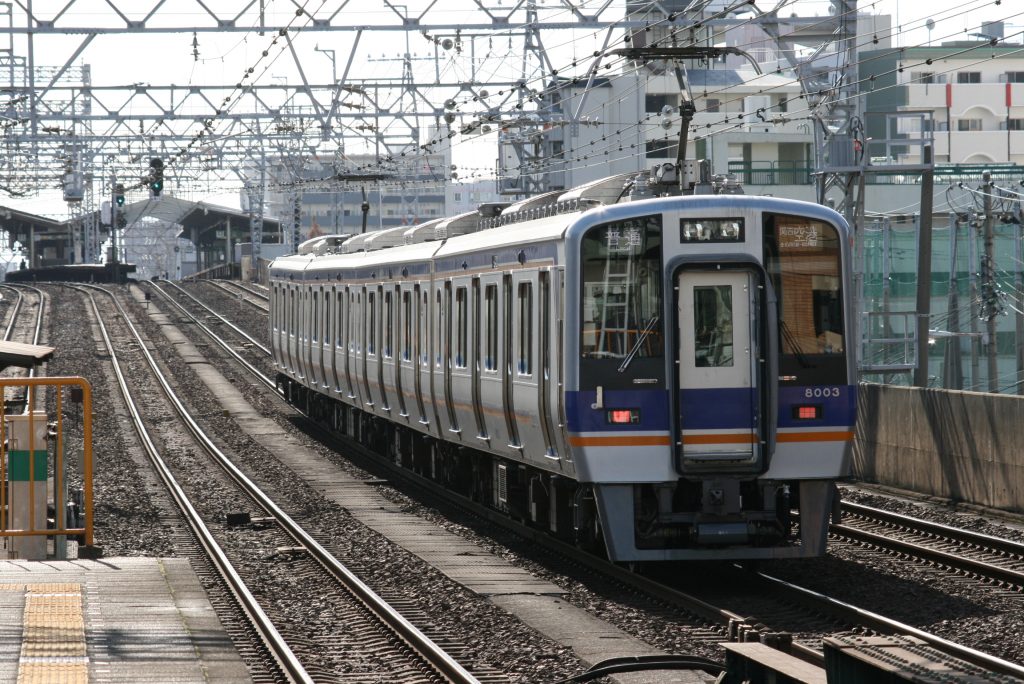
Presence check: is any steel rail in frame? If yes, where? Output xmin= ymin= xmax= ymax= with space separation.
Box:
xmin=179 ymin=280 xmax=1024 ymax=681
xmin=205 ymin=280 xmax=271 ymax=312
xmin=158 ymin=280 xmax=271 ymax=355
xmin=841 ymin=500 xmax=1024 ymax=557
xmin=216 ymin=279 xmax=270 ymax=302
xmin=70 ymin=284 xmax=314 ymax=684
xmin=755 ymin=569 xmax=1024 ymax=680
xmin=118 ymin=283 xmax=480 ymax=684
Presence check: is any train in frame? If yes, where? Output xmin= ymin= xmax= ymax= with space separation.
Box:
xmin=268 ymin=171 xmax=856 ymax=562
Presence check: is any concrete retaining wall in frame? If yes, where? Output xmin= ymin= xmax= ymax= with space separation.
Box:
xmin=854 ymin=383 xmax=1024 ymax=513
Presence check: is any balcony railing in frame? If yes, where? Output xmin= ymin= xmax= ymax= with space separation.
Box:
xmin=727 ymin=162 xmax=1024 ymax=186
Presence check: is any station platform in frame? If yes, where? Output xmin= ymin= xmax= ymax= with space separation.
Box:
xmin=0 ymin=557 xmax=251 ymax=683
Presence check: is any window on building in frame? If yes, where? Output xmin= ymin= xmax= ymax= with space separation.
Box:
xmin=1006 ymin=72 xmax=1024 ymax=83
xmin=957 ymin=118 xmax=982 ymax=132
xmin=912 ymin=72 xmax=945 ymax=84
xmin=1009 ymin=119 xmax=1024 ymax=131
xmin=704 ymin=98 xmax=721 ymax=113
xmin=645 ymin=139 xmax=677 ymax=159
xmin=645 ymin=93 xmax=674 ymax=113
xmin=454 ymin=192 xmax=462 ymax=202
xmin=957 ymin=71 xmax=981 ymax=84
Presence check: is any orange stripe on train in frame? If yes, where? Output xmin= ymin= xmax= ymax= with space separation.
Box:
xmin=776 ymin=431 xmax=853 ymax=443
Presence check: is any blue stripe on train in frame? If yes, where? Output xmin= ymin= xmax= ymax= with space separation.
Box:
xmin=566 ymin=390 xmax=670 ymax=432
xmin=679 ymin=387 xmax=757 ymax=430
xmin=566 ymin=385 xmax=857 ymax=433
xmin=778 ymin=385 xmax=857 ymax=428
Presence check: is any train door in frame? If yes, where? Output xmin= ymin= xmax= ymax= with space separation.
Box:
xmin=332 ymin=287 xmax=344 ymax=395
xmin=537 ymin=269 xmax=559 ymax=459
xmin=478 ymin=275 xmax=508 ymax=450
xmin=313 ymin=286 xmax=325 ymax=387
xmin=298 ymin=285 xmax=309 ymax=382
xmin=363 ymin=287 xmax=376 ymax=408
xmin=413 ymin=284 xmax=429 ymax=427
xmin=502 ymin=274 xmax=521 ymax=450
xmin=449 ymin=279 xmax=474 ymax=436
xmin=676 ymin=269 xmax=762 ymax=471
xmin=288 ymin=286 xmax=298 ymax=378
xmin=347 ymin=288 xmax=361 ymax=404
xmin=510 ymin=271 xmax=545 ymax=458
xmin=395 ymin=285 xmax=411 ymax=419
xmin=470 ymin=277 xmax=488 ymax=442
xmin=442 ymin=281 xmax=460 ymax=434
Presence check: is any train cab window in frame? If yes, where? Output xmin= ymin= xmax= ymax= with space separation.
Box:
xmin=367 ymin=291 xmax=376 ymax=356
xmin=693 ymin=285 xmax=734 ymax=367
xmin=455 ymin=286 xmax=468 ymax=368
xmin=579 ymin=215 xmax=664 ymax=389
xmin=517 ymin=282 xmax=533 ymax=375
xmin=484 ymin=284 xmax=498 ymax=372
xmin=763 ymin=213 xmax=846 ymax=384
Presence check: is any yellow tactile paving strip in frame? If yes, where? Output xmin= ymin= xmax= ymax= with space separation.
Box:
xmin=15 ymin=583 xmax=88 ymax=684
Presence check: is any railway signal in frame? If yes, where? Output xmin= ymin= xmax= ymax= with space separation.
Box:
xmin=148 ymin=158 xmax=164 ymax=197
xmin=115 ymin=183 xmax=125 ymax=206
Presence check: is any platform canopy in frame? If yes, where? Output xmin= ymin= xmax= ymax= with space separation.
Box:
xmin=0 ymin=340 xmax=54 ymax=370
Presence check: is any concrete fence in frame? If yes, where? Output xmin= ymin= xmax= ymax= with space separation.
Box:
xmin=854 ymin=383 xmax=1024 ymax=513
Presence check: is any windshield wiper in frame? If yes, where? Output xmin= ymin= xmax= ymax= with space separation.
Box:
xmin=618 ymin=316 xmax=659 ymax=373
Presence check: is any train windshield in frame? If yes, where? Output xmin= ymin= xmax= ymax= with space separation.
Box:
xmin=579 ymin=215 xmax=664 ymax=387
xmin=763 ymin=213 xmax=847 ymax=384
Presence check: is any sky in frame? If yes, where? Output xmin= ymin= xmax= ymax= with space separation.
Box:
xmin=2 ymin=0 xmax=1020 ymax=219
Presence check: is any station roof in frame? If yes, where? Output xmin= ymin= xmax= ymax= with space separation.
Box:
xmin=0 ymin=197 xmax=281 ymax=250
xmin=0 ymin=340 xmax=55 ymax=370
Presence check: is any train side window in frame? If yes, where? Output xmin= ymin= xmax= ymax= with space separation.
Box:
xmin=367 ymin=291 xmax=376 ymax=356
xmin=403 ymin=290 xmax=412 ymax=362
xmin=421 ymin=291 xmax=429 ymax=367
xmin=312 ymin=290 xmax=319 ymax=343
xmin=437 ymin=289 xmax=444 ymax=368
xmin=384 ymin=290 xmax=393 ymax=358
xmin=455 ymin=286 xmax=468 ymax=368
xmin=289 ymin=289 xmax=295 ymax=336
xmin=484 ymin=284 xmax=498 ymax=371
xmin=518 ymin=281 xmax=533 ymax=375
xmin=342 ymin=288 xmax=350 ymax=348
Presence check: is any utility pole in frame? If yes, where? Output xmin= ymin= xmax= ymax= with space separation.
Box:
xmin=982 ymin=170 xmax=998 ymax=392
xmin=913 ymin=145 xmax=934 ymax=387
xmin=110 ymin=173 xmax=119 ymax=283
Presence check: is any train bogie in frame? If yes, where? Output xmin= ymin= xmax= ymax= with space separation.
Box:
xmin=270 ymin=176 xmax=856 ymax=562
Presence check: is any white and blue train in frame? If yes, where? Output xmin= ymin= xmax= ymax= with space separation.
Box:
xmin=269 ymin=173 xmax=856 ymax=562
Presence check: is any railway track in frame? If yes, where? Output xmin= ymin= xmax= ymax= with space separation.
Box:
xmin=1 ymin=284 xmax=48 ymax=410
xmin=75 ymin=283 xmax=483 ymax=683
xmin=160 ymin=279 xmax=1024 ymax=680
xmin=206 ymin=278 xmax=270 ymax=312
xmin=835 ymin=501 xmax=1024 ymax=587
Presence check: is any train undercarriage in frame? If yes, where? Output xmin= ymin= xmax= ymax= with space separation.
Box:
xmin=281 ymin=375 xmax=837 ymax=561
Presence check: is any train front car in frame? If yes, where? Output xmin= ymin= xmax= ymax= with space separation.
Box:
xmin=566 ymin=195 xmax=855 ymax=561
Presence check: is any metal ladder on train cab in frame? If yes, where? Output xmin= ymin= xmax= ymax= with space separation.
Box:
xmin=596 ymin=252 xmax=634 ymax=358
